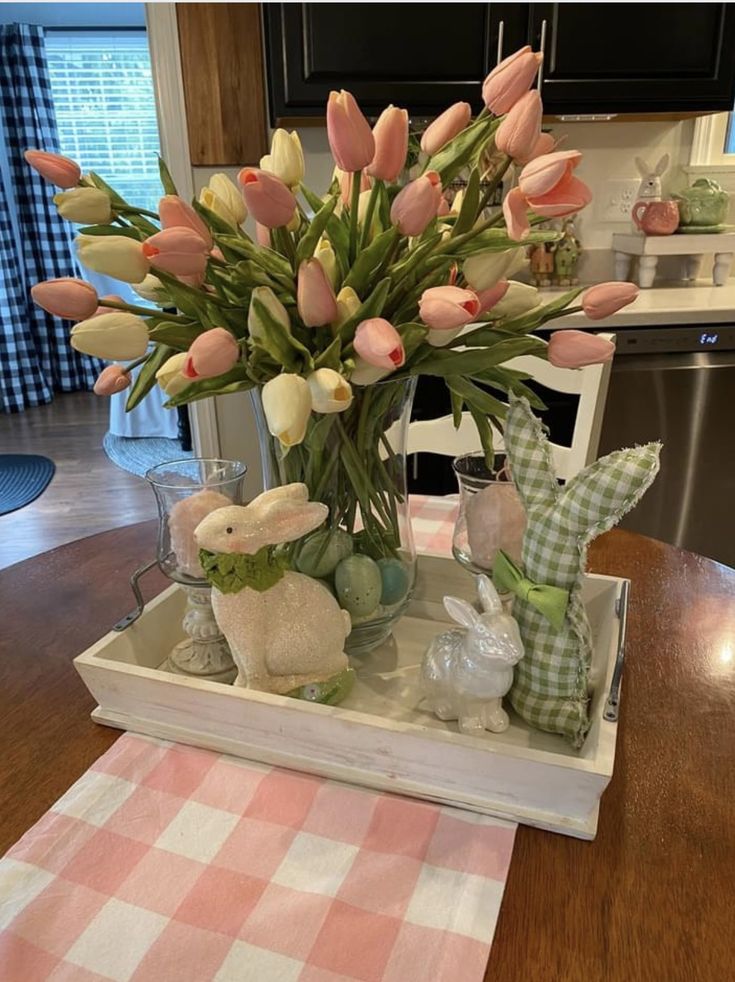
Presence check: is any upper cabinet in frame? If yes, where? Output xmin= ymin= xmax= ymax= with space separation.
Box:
xmin=264 ymin=2 xmax=735 ymax=121
xmin=264 ymin=3 xmax=527 ymax=118
xmin=531 ymin=2 xmax=735 ymax=115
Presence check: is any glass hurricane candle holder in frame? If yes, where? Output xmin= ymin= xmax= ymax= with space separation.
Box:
xmin=452 ymin=452 xmax=526 ymax=575
xmin=146 ymin=458 xmax=247 ymax=682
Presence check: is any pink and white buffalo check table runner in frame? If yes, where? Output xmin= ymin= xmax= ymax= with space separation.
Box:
xmin=0 ymin=496 xmax=517 ymax=982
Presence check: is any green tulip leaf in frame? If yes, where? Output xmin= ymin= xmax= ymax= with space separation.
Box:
xmin=157 ymin=156 xmax=178 ymax=196
xmin=149 ymin=321 xmax=207 ymax=351
xmin=126 ymin=344 xmax=173 ymax=412
xmin=164 ymin=364 xmax=253 ymax=407
xmin=452 ymin=168 xmax=480 ymax=237
xmin=295 ymin=194 xmax=339 ymax=266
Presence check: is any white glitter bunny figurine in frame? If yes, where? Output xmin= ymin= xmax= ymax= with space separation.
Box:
xmin=421 ymin=575 xmax=524 ymax=734
xmin=194 ymin=483 xmax=354 ymax=702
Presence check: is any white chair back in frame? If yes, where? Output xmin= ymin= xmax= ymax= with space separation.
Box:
xmin=406 ymin=333 xmax=614 ymax=481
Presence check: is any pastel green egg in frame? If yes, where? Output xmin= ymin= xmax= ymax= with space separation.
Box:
xmin=334 ymin=555 xmax=382 ymax=617
xmin=295 ymin=529 xmax=353 ymax=578
xmin=377 ymin=558 xmax=410 ymax=606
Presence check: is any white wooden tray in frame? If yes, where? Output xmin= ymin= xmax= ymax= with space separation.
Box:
xmin=74 ymin=555 xmax=628 ymax=840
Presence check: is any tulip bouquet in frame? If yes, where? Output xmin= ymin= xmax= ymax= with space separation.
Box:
xmin=28 ymin=45 xmax=637 ymax=649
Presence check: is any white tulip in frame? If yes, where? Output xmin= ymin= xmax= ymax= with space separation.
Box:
xmin=490 ymin=281 xmax=541 ymax=318
xmin=260 ymin=129 xmax=305 ymax=188
xmin=132 ymin=274 xmax=169 ymax=305
xmin=156 ymin=352 xmax=190 ymax=397
xmin=307 ymin=368 xmax=353 ymax=414
xmin=261 ymin=373 xmax=312 ymax=447
xmin=463 ymin=248 xmax=526 ymax=291
xmin=76 ymin=234 xmax=150 ymax=283
xmin=199 ymin=173 xmax=246 ymax=227
xmin=332 ymin=286 xmax=361 ymax=328
xmin=315 ymin=237 xmax=339 ymax=290
xmin=70 ymin=312 xmax=149 ymax=360
xmin=54 ymin=187 xmax=112 ymax=224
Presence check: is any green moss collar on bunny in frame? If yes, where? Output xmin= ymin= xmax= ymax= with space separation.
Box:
xmin=199 ymin=546 xmax=288 ymax=594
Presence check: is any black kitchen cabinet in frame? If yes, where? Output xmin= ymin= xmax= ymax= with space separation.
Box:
xmin=264 ymin=3 xmax=527 ymax=119
xmin=265 ymin=2 xmax=735 ymax=120
xmin=530 ymin=3 xmax=735 ymax=115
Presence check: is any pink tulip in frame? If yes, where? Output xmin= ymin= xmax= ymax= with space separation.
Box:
xmin=354 ymin=318 xmax=405 ymax=369
xmin=237 ymin=168 xmax=296 ymax=228
xmin=420 ymin=102 xmax=472 ymax=156
xmin=326 ymin=90 xmax=375 ymax=172
xmin=495 ymin=91 xmax=543 ymax=161
xmin=419 ymin=285 xmax=481 ymax=331
xmin=255 ymin=222 xmax=271 ymax=247
xmin=142 ymin=227 xmax=209 ymax=276
xmin=437 ymin=195 xmax=451 ymax=217
xmin=31 ymin=277 xmax=98 ymax=320
xmin=24 ymin=149 xmax=81 ymax=188
xmin=183 ymin=327 xmax=240 ymax=379
xmin=516 ymin=130 xmax=558 ymax=166
xmin=94 ymin=294 xmax=125 ymax=316
xmin=476 ymin=280 xmax=510 ymax=312
xmin=159 ymin=195 xmax=213 ymax=250
xmin=297 ymin=259 xmax=338 ymax=327
xmin=582 ymin=282 xmax=639 ymax=320
xmin=503 ymin=150 xmax=592 ymax=241
xmin=338 ymin=168 xmax=371 ymax=206
xmin=366 ymin=105 xmax=409 ymax=182
xmin=390 ymin=171 xmax=443 ymax=236
xmin=210 ymin=247 xmax=225 ymax=263
xmin=94 ymin=364 xmax=131 ymax=396
xmin=547 ymin=330 xmax=616 ymax=369
xmin=482 ymin=46 xmax=543 ymax=115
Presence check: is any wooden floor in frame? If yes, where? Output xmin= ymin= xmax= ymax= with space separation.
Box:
xmin=0 ymin=392 xmax=157 ymax=569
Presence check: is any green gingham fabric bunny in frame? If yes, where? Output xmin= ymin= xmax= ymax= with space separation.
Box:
xmin=496 ymin=396 xmax=661 ymax=746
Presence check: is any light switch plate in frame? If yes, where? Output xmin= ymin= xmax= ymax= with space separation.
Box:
xmin=596 ymin=179 xmax=640 ymax=223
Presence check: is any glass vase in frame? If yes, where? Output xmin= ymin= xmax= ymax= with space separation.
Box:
xmin=452 ymin=452 xmax=526 ymax=575
xmin=146 ymin=458 xmax=247 ymax=682
xmin=251 ymin=377 xmax=417 ymax=655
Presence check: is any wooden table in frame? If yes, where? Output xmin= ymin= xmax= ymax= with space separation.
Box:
xmin=1 ymin=523 xmax=733 ymax=981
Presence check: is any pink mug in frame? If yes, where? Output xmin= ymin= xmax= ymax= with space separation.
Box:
xmin=632 ymin=199 xmax=679 ymax=236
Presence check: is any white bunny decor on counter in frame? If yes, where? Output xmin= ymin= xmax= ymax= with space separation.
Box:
xmin=194 ymin=483 xmax=355 ymax=704
xmin=634 ymin=152 xmax=669 ymax=203
xmin=420 ymin=575 xmax=524 ymax=735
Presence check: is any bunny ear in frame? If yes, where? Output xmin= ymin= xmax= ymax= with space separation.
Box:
xmin=558 ymin=442 xmax=661 ymax=536
xmin=443 ymin=596 xmax=478 ymax=629
xmin=654 ymin=153 xmax=669 ymax=176
xmin=503 ymin=395 xmax=559 ymax=510
xmin=635 ymin=156 xmax=650 ymax=177
xmin=249 ymin=483 xmax=309 ymax=514
xmin=477 ymin=575 xmax=502 ymax=615
xmin=258 ymin=499 xmax=328 ymax=546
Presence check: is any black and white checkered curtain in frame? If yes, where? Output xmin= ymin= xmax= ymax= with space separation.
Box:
xmin=0 ymin=23 xmax=101 ymax=413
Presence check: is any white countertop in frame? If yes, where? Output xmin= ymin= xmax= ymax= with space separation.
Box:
xmin=541 ymin=281 xmax=735 ymax=330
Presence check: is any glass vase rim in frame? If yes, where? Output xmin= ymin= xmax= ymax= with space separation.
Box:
xmin=145 ymin=457 xmax=248 ymax=490
xmin=452 ymin=451 xmax=513 ymax=485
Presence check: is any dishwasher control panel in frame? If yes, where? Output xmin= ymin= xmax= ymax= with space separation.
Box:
xmin=610 ymin=324 xmax=735 ymax=354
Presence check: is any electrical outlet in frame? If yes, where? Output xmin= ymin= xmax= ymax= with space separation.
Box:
xmin=596 ymin=179 xmax=640 ymax=223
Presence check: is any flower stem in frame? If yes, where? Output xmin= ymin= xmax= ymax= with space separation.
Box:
xmin=98 ymin=298 xmax=189 ymax=322
xmin=478 ymin=156 xmax=512 ymax=215
xmin=348 ymin=170 xmax=361 ymax=263
xmin=359 ymin=179 xmax=382 ymax=249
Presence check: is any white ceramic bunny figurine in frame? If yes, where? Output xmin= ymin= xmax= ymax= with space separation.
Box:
xmin=420 ymin=575 xmax=524 ymax=735
xmin=194 ymin=483 xmax=353 ymax=700
xmin=634 ymin=153 xmax=669 ymax=203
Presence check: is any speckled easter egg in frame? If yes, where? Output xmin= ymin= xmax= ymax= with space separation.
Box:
xmin=377 ymin=558 xmax=410 ymax=606
xmin=296 ymin=529 xmax=353 ymax=578
xmin=334 ymin=555 xmax=382 ymax=617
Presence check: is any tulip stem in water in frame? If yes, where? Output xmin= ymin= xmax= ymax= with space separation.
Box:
xmin=359 ymin=180 xmax=382 ymax=250
xmin=348 ymin=170 xmax=362 ymax=264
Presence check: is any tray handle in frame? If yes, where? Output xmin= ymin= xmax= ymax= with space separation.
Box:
xmin=112 ymin=559 xmax=158 ymax=632
xmin=604 ymin=579 xmax=629 ymax=722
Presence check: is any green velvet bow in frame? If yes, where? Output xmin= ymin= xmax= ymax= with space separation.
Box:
xmin=492 ymin=549 xmax=569 ymax=630
xmin=199 ymin=547 xmax=287 ymax=594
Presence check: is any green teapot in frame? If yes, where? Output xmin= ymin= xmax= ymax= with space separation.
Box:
xmin=673 ymin=178 xmax=729 ymax=228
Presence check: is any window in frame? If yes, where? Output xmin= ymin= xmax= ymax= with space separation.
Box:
xmin=46 ymin=31 xmax=161 ymax=214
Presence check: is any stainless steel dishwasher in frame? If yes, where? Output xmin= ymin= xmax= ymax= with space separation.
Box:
xmin=598 ymin=323 xmax=735 ymax=568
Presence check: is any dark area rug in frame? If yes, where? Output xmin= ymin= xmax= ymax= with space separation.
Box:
xmin=0 ymin=454 xmax=55 ymax=515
